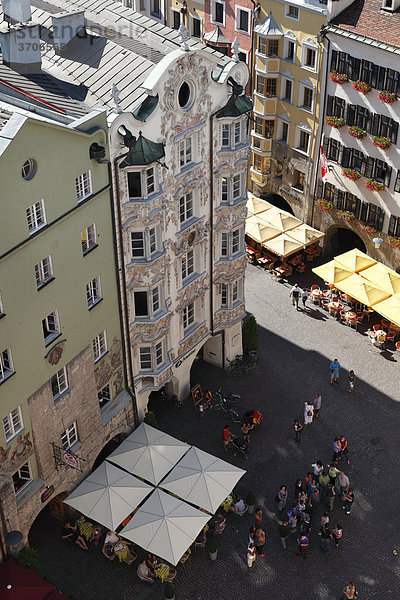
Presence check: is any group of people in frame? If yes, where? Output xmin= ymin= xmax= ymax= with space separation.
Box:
xmin=61 ymin=514 xmax=103 ymax=551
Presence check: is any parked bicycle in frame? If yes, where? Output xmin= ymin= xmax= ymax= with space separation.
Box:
xmin=211 ymin=392 xmax=241 ymax=423
xmin=212 ymin=387 xmax=242 ymax=405
xmin=226 ymin=352 xmax=258 ymax=377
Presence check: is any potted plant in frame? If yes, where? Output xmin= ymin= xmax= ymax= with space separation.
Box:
xmin=17 ymin=546 xmax=40 ymax=572
xmin=325 ymin=116 xmax=345 ymax=128
xmin=353 ymin=81 xmax=371 ymax=94
xmin=365 ymin=178 xmax=385 ymax=192
xmin=206 ymin=538 xmax=218 ymax=560
xmin=342 ymin=167 xmax=362 ymax=181
xmin=329 ymin=71 xmax=349 ymax=84
xmin=372 ymin=136 xmax=391 ymax=150
xmin=316 ymin=198 xmax=334 ymax=211
xmin=388 ymin=235 xmax=400 ymax=249
xmin=337 ymin=209 xmax=356 ymax=223
xmin=164 ymin=582 xmax=175 ymax=600
xmin=246 ymin=491 xmax=256 ymax=514
xmin=143 ymin=410 xmax=159 ymax=429
xmin=348 ymin=125 xmax=367 ymax=140
xmin=359 ymin=223 xmax=378 ymax=235
xmin=378 ymin=90 xmax=397 ymax=104
xmin=242 ymin=315 xmax=259 ymax=357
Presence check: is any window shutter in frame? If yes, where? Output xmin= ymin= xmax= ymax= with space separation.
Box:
xmin=341 ymin=147 xmax=351 ymax=167
xmin=360 ymin=202 xmax=368 ymax=222
xmin=371 ymin=63 xmax=379 ymax=89
xmin=365 ymin=157 xmax=374 ymax=178
xmin=377 ymin=208 xmax=384 ymax=231
xmin=317 ymin=179 xmax=323 ymax=198
xmin=333 ymin=187 xmax=339 ymax=207
xmin=354 ymin=198 xmax=361 ymax=220
xmin=385 ymin=166 xmax=392 ymax=188
xmin=371 ymin=114 xmax=380 ymax=136
xmin=360 ymin=154 xmax=366 ymax=176
xmin=323 ymin=137 xmax=329 ymax=156
xmin=377 ymin=66 xmax=386 ymax=90
xmin=391 ymin=120 xmax=398 ymax=144
xmin=330 ymin=50 xmax=338 ymax=72
xmin=388 ymin=215 xmax=397 ymax=236
xmin=337 ymin=189 xmax=344 ymax=210
xmin=365 ymin=109 xmax=372 ymax=133
xmin=350 ymin=57 xmax=361 ymax=81
xmin=326 ymin=95 xmax=334 ymax=115
xmin=346 ymin=105 xmax=356 ymax=126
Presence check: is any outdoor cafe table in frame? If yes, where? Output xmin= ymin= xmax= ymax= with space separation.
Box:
xmin=311 ymin=290 xmax=323 ymax=300
xmin=79 ymin=521 xmax=94 ymax=541
xmin=155 ymin=563 xmax=171 ymax=582
xmin=113 ymin=541 xmax=131 ymax=562
xmin=328 ymin=302 xmax=342 ymax=312
xmin=220 ymin=496 xmax=234 ymax=512
xmin=343 ymin=311 xmax=357 ymax=324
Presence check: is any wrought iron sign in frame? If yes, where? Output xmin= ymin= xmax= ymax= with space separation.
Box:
xmin=51 ymin=442 xmax=85 ymax=473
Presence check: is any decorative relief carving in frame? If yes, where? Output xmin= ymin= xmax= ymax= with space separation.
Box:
xmin=110 ymin=337 xmax=122 ymax=371
xmin=130 ymin=313 xmax=172 ymax=345
xmin=94 ymin=357 xmax=112 ymax=390
xmin=113 ymin=369 xmax=124 ymax=396
xmin=127 ymin=256 xmax=167 ymax=287
xmin=175 ymin=273 xmax=209 ymax=312
xmin=176 ymin=323 xmax=209 ymax=358
xmin=0 ymin=432 xmax=33 ymax=475
xmin=213 ymin=303 xmax=245 ymax=327
xmin=214 ymin=256 xmax=247 ymax=282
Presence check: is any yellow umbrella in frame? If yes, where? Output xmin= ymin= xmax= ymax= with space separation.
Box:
xmin=372 ymin=294 xmax=400 ymax=327
xmin=334 ymin=273 xmax=391 ymax=306
xmin=245 ymin=216 xmax=281 ymax=243
xmin=246 ymin=193 xmax=273 ymax=216
xmin=334 ymin=248 xmax=377 ymax=273
xmin=312 ymin=260 xmax=354 ymax=284
xmin=263 ymin=233 xmax=304 ymax=258
xmin=286 ymin=223 xmax=324 ymax=246
xmin=258 ymin=208 xmax=303 ymax=233
xmin=360 ymin=263 xmax=400 ymax=295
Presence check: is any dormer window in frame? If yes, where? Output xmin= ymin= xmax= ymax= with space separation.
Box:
xmin=127 ymin=167 xmax=156 ymax=199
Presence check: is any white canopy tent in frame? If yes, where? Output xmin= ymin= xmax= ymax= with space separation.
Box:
xmin=120 ymin=489 xmax=210 ymax=566
xmin=64 ymin=461 xmax=153 ymax=531
xmin=107 ymin=423 xmax=190 ymax=486
xmin=161 ymin=446 xmax=245 ymax=514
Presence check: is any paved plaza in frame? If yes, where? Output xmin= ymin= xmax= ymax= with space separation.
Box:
xmin=31 ymin=262 xmax=400 ymax=600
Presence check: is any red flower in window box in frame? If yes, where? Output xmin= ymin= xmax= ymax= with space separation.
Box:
xmin=365 ymin=178 xmax=385 ymax=192
xmin=352 ymin=81 xmax=371 ymax=94
xmin=329 ymin=71 xmax=349 ymax=84
xmin=388 ymin=235 xmax=400 ymax=248
xmin=372 ymin=136 xmax=391 ymax=150
xmin=337 ymin=209 xmax=356 ymax=223
xmin=316 ymin=198 xmax=334 ymax=211
xmin=342 ymin=168 xmax=362 ymax=181
xmin=378 ymin=90 xmax=397 ymax=104
xmin=325 ymin=116 xmax=345 ymax=128
xmin=348 ymin=125 xmax=367 ymax=140
xmin=359 ymin=223 xmax=379 ymax=235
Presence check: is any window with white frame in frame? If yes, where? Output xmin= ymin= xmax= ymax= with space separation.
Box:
xmin=133 ymin=284 xmax=162 ymax=318
xmin=150 ymin=0 xmax=161 ymax=17
xmin=93 ymin=331 xmax=107 ymax=362
xmin=232 ymin=279 xmax=239 ymax=303
xmin=221 ymin=283 xmax=228 ymax=307
xmin=283 ymin=34 xmax=296 ymax=61
xmin=238 ymin=50 xmax=248 ymax=63
xmin=130 ymin=227 xmax=159 ymax=260
xmin=179 ymin=192 xmax=194 ymax=224
xmin=181 ymin=249 xmax=194 ymax=282
xmin=139 ymin=342 xmax=164 ymax=370
xmin=278 ymin=120 xmax=289 ymax=144
xmin=35 ymin=255 xmax=53 ymax=289
xmin=98 ymin=384 xmax=111 ymax=410
xmin=281 ymin=77 xmax=293 ymax=102
xmin=295 ymin=126 xmax=311 ymax=154
xmin=232 ymin=229 xmax=240 ymax=254
xmin=221 ymin=173 xmax=243 ymax=204
xmin=61 ymin=422 xmax=78 ymax=451
xmin=171 ymin=8 xmax=181 ymax=29
xmin=212 ymin=0 xmax=225 ymax=25
xmin=285 ymin=4 xmax=299 ymax=19
xmin=131 ymin=231 xmax=145 ymax=257
xmin=42 ymin=310 xmax=60 ymax=345
xmin=75 ymin=171 xmax=92 ymax=202
xmin=3 ymin=407 xmax=23 ymax=442
xmin=26 ymin=200 xmax=46 ymax=234
xmin=302 ymin=42 xmax=317 ymax=70
xmin=191 ymin=15 xmax=201 ymax=37
xmin=81 ymin=223 xmax=97 ymax=255
xmin=179 ymin=137 xmax=192 ymax=168
xmin=221 ymin=120 xmax=244 ymax=149
xmin=155 ymin=341 xmax=163 ymax=366
xmin=87 ymin=276 xmax=102 ymax=309
xmin=300 ymin=83 xmax=314 ymax=111
xmin=221 ymin=229 xmax=243 ymax=258
xmin=51 ymin=367 xmax=68 ymax=399
xmin=183 ymin=302 xmax=195 ymax=330
xmin=0 ymin=348 xmax=14 ymax=383
xmin=12 ymin=461 xmax=31 ymax=495
xmin=139 ymin=346 xmax=152 ymax=370
xmin=127 ymin=167 xmax=156 ymax=198
xmin=235 ymin=6 xmax=251 ymax=34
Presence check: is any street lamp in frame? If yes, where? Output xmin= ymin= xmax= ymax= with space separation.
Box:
xmin=372 ymin=237 xmax=384 ymax=249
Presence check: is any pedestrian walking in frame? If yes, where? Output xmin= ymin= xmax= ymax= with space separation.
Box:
xmin=247 ymin=542 xmax=256 ymax=568
xmin=287 ymin=503 xmax=298 ymax=531
xmin=330 ymin=358 xmax=341 ymax=385
xmin=248 ymin=526 xmax=256 ymax=545
xmin=222 ymin=424 xmax=233 ymax=452
xmin=348 ymin=370 xmax=356 ymax=392
xmin=277 ymin=485 xmax=288 ymax=512
xmin=304 ymin=402 xmax=314 ymax=426
xmin=294 ymin=479 xmax=304 ymax=498
xmin=292 ymin=419 xmax=303 ymax=444
xmin=297 ymin=533 xmax=309 ymax=558
xmin=319 ymin=470 xmax=330 ymax=496
xmin=326 ymin=483 xmax=336 ymax=511
xmin=332 ymin=524 xmax=343 ymax=549
xmin=299 ymin=513 xmax=311 ymax=536
xmin=342 ymin=488 xmax=354 ymax=514
xmin=340 ymin=436 xmax=350 ymax=464
xmin=313 ymin=393 xmax=322 ymax=418
xmin=254 ymin=507 xmax=263 ymax=528
xmin=328 ymin=463 xmax=340 ymax=486
xmin=320 ymin=512 xmax=330 ymax=530
xmin=301 ymin=289 xmax=308 ymax=308
xmin=320 ymin=523 xmax=332 ymax=554
xmin=254 ymin=527 xmax=266 ymax=556
xmin=341 ymin=581 xmax=358 ymax=599
xmin=310 ymin=487 xmax=321 ymax=510
xmin=290 ymin=284 xmax=302 ymax=310
xmin=332 ymin=438 xmax=342 ymax=463
xmin=336 ymin=472 xmax=350 ymax=498
xmin=310 ymin=461 xmax=324 ymax=478
xmin=278 ymin=520 xmax=291 ymax=550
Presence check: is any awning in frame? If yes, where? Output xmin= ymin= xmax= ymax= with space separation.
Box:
xmin=361 ymin=263 xmax=400 ymax=295
xmin=246 ymin=193 xmax=273 ymax=217
xmin=333 ymin=273 xmax=390 ymax=306
xmin=334 ymin=248 xmax=377 ymax=273
xmin=120 ymin=489 xmax=210 ymax=566
xmin=372 ymin=294 xmax=400 ymax=326
xmin=0 ymin=556 xmax=70 ymax=600
xmin=245 ymin=215 xmax=281 ymax=243
xmin=262 ymin=232 xmax=304 ymax=258
xmin=286 ymin=223 xmax=325 ymax=246
xmin=160 ymin=446 xmax=245 ymax=514
xmin=312 ymin=260 xmax=354 ymax=284
xmin=257 ymin=207 xmax=303 ymax=233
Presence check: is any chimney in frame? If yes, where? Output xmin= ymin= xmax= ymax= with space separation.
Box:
xmin=0 ymin=23 xmax=41 ymax=73
xmin=2 ymin=0 xmax=32 ymax=24
xmin=51 ymin=11 xmax=86 ymax=55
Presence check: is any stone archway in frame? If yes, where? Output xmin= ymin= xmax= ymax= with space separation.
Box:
xmin=259 ymin=192 xmax=295 ymax=215
xmin=324 ymin=225 xmax=366 ymax=257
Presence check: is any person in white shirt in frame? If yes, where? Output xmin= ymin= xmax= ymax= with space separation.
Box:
xmin=289 ymin=284 xmax=302 ymax=310
xmin=304 ymin=402 xmax=314 ymax=426
xmin=231 ymin=498 xmax=246 ymax=514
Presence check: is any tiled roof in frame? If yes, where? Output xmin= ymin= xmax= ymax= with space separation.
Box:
xmin=254 ymin=12 xmax=283 ymax=36
xmin=331 ymin=0 xmax=400 ymax=48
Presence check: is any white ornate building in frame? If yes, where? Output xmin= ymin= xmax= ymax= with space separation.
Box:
xmin=109 ymin=41 xmax=252 ymax=416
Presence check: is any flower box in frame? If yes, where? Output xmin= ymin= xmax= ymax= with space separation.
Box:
xmin=359 ymin=223 xmax=378 ymax=235
xmin=353 ymin=81 xmax=371 ymax=94
xmin=337 ymin=209 xmax=356 ymax=223
xmin=348 ymin=125 xmax=367 ymax=139
xmin=316 ymin=198 xmax=334 ymax=211
xmin=388 ymin=235 xmax=400 ymax=249
xmin=378 ymin=90 xmax=397 ymax=104
xmin=325 ymin=116 xmax=346 ymax=128
xmin=329 ymin=72 xmax=349 ymax=84
xmin=342 ymin=168 xmax=362 ymax=181
xmin=372 ymin=136 xmax=391 ymax=150
xmin=365 ymin=178 xmax=385 ymax=192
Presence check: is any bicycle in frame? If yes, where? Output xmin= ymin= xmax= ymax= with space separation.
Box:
xmin=212 ymin=396 xmax=241 ymax=423
xmin=212 ymin=387 xmax=241 ymax=404
xmin=226 ymin=354 xmax=258 ymax=377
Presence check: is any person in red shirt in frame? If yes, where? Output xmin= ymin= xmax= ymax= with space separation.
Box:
xmin=222 ymin=425 xmax=232 ymax=452
xmin=340 ymin=436 xmax=350 ymax=464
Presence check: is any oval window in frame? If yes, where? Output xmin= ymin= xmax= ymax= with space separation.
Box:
xmin=21 ymin=159 xmax=37 ymax=180
xmin=178 ymin=82 xmax=192 ymax=110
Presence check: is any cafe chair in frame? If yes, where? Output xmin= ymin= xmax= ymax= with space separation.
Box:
xmin=164 ymin=568 xmax=177 ymax=583
xmin=122 ymin=549 xmax=137 ymax=566
xmin=386 ymin=330 xmax=396 ymax=344
xmin=373 ymin=324 xmax=382 ymax=332
xmin=396 ymin=341 xmax=400 ymax=351
xmin=179 ymin=548 xmax=191 ymax=564
xmin=321 ymin=298 xmax=330 ymax=310
xmin=296 ymin=263 xmax=306 ymax=274
xmin=306 ymin=253 xmax=314 ymax=262
xmin=194 ymin=539 xmax=206 ymax=549
xmin=311 ymin=284 xmax=320 ymax=291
